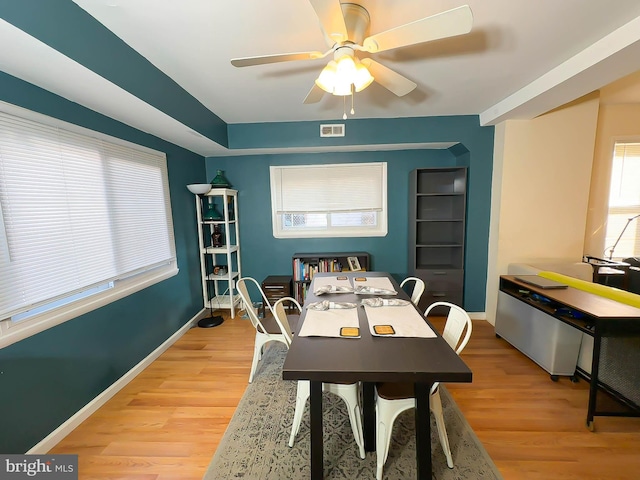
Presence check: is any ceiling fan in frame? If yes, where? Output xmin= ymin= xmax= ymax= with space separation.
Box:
xmin=231 ymin=0 xmax=473 ymax=108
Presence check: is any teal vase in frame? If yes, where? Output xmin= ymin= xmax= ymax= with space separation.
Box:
xmin=210 ymin=170 xmax=232 ymax=188
xmin=203 ymin=198 xmax=223 ymax=220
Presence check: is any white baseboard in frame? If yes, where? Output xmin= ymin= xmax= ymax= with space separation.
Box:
xmin=27 ymin=309 xmax=206 ymax=454
xmin=469 ymin=312 xmax=486 ymax=320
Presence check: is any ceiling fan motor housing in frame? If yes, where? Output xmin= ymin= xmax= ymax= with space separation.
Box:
xmin=340 ymin=3 xmax=370 ymax=45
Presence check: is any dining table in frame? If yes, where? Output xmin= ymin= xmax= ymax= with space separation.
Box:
xmin=282 ymin=271 xmax=473 ymax=480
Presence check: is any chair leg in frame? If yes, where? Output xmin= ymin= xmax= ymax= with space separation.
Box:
xmin=349 ymin=402 xmax=366 ymax=460
xmin=431 ymin=389 xmax=453 ymax=468
xmin=289 ymin=380 xmax=310 ymax=447
xmin=375 ymin=399 xmax=396 ymax=480
xmin=249 ymin=334 xmax=267 ymax=383
xmin=333 ymin=386 xmax=365 ymax=459
xmin=375 ymin=395 xmax=416 ymax=480
xmin=290 ymin=382 xmax=365 ymax=459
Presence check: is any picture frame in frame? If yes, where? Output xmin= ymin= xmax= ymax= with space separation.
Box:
xmin=347 ymin=256 xmax=361 ymax=271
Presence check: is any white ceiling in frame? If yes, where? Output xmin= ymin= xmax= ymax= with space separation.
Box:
xmin=2 ymin=1 xmax=640 ymax=156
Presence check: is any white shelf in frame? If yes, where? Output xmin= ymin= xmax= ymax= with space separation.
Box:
xmin=202 ymin=219 xmax=236 ymax=225
xmin=205 ymin=188 xmax=237 ymax=196
xmin=206 ymin=294 xmax=242 ymax=310
xmin=206 ymin=271 xmax=240 ymax=281
xmin=195 ymin=188 xmax=242 ymax=319
xmin=203 ymin=245 xmax=239 ymax=255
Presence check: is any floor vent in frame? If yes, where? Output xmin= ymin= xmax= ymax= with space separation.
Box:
xmin=320 ymin=124 xmax=345 ymax=137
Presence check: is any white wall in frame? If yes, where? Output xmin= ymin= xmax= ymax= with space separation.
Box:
xmin=485 ymin=95 xmax=600 ymax=324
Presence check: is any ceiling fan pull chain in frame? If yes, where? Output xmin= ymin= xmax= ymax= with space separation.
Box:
xmin=343 ymin=95 xmax=347 ymax=120
xmin=350 ymin=86 xmax=355 ymax=115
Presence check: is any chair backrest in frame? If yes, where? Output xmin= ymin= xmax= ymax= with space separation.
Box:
xmin=272 ymin=297 xmax=302 ymax=346
xmin=424 ymin=301 xmax=472 ymax=355
xmin=236 ymin=277 xmax=274 ymax=334
xmin=400 ymin=277 xmax=426 ymax=306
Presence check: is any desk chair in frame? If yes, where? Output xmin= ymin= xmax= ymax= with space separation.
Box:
xmin=374 ymin=302 xmax=472 ymax=480
xmin=237 ymin=277 xmax=298 ymax=383
xmin=623 ymin=257 xmax=640 ymax=295
xmin=272 ymin=298 xmax=366 ymax=459
xmin=400 ymin=276 xmax=426 ymax=306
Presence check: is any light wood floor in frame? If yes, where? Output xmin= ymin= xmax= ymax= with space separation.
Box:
xmin=50 ymin=311 xmax=640 ymax=480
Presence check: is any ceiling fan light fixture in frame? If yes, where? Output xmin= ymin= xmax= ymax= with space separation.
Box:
xmin=335 ymin=55 xmax=357 ymax=79
xmin=333 ymin=55 xmax=357 ymax=95
xmin=315 ymin=55 xmax=373 ymax=96
xmin=315 ymin=60 xmax=338 ymax=93
xmin=353 ymin=61 xmax=374 ymax=92
xmin=333 ymin=81 xmax=353 ymax=96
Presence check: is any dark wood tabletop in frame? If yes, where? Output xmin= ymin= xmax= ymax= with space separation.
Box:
xmin=500 ymin=275 xmax=640 ymax=335
xmin=283 ymin=271 xmax=472 ymax=384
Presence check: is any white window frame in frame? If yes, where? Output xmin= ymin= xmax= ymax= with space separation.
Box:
xmin=0 ymin=102 xmax=178 ymax=349
xmin=604 ymin=141 xmax=640 ymax=260
xmin=270 ymin=162 xmax=387 ymax=238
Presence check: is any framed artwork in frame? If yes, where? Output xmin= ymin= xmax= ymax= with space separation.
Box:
xmin=347 ymin=256 xmax=361 ymax=271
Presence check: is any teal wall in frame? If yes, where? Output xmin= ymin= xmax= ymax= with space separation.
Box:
xmin=0 ymin=72 xmax=206 ymax=453
xmin=210 ymin=116 xmax=494 ymax=313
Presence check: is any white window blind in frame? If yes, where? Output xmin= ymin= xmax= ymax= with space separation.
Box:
xmin=0 ymin=203 xmax=9 ymax=267
xmin=270 ymin=162 xmax=387 ymax=238
xmin=0 ymin=110 xmax=177 ymax=322
xmin=605 ymin=142 xmax=640 ymax=259
xmin=272 ymin=163 xmax=384 ymax=213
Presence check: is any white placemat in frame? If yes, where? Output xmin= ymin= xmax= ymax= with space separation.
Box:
xmin=353 ymin=276 xmax=398 ymax=295
xmin=311 ymin=276 xmax=354 ymax=295
xmin=297 ymin=307 xmax=360 ymax=338
xmin=364 ymin=304 xmax=436 ymax=338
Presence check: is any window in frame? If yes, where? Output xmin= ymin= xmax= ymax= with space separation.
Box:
xmin=270 ymin=162 xmax=387 ymax=238
xmin=0 ymin=105 xmax=178 ymax=348
xmin=604 ymin=142 xmax=640 ymax=260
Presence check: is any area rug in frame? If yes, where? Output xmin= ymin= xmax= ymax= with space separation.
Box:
xmin=204 ymin=343 xmax=502 ymax=480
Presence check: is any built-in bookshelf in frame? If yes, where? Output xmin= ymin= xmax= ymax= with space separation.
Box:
xmin=408 ymin=167 xmax=466 ymax=311
xmin=292 ymin=252 xmax=370 ymax=303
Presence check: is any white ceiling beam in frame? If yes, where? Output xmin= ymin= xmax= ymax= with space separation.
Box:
xmin=0 ymin=19 xmax=229 ymax=156
xmin=480 ymin=15 xmax=640 ymax=126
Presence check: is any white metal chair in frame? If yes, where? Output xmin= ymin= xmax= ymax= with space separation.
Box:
xmin=272 ymin=297 xmax=366 ymax=459
xmin=400 ymin=276 xmax=425 ymax=306
xmin=374 ymin=301 xmax=472 ymax=480
xmin=236 ymin=277 xmax=297 ymax=383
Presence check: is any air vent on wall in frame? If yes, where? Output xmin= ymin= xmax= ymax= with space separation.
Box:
xmin=320 ymin=124 xmax=345 ymax=137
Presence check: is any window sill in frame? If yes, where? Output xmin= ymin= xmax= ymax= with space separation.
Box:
xmin=0 ymin=263 xmax=179 ymax=349
xmin=273 ymin=228 xmax=388 ymax=238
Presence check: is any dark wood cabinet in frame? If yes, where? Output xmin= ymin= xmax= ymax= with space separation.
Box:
xmin=409 ymin=168 xmax=466 ymax=311
xmin=261 ymin=275 xmax=293 ymax=315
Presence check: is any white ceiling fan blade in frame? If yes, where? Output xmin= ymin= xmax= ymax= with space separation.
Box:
xmin=231 ymin=51 xmax=325 ymax=67
xmin=362 ymin=5 xmax=473 ymax=53
xmin=303 ymin=83 xmax=325 ymax=104
xmin=361 ymin=58 xmax=417 ymax=97
xmin=309 ymin=0 xmax=348 ymax=45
